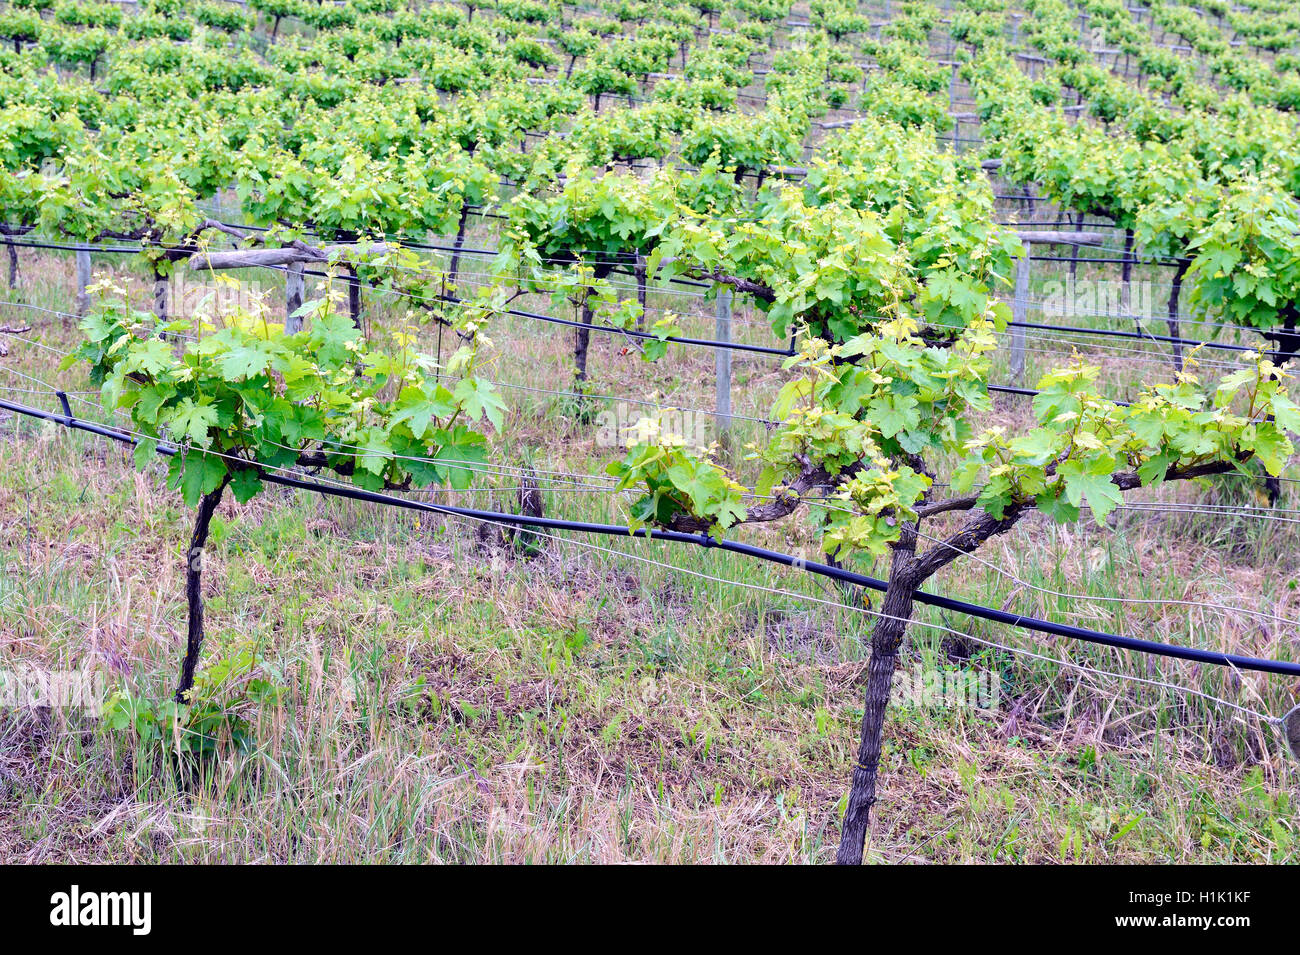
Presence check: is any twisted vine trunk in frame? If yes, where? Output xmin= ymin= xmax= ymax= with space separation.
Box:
xmin=1120 ymin=228 xmax=1135 ymax=321
xmin=574 ymin=296 xmax=595 ymax=384
xmin=573 ymin=263 xmax=614 ymax=384
xmin=836 ymin=547 xmax=917 ymax=865
xmin=175 ymin=478 xmax=229 ymax=703
xmin=346 ymin=265 xmax=363 ymax=330
xmin=635 ymin=252 xmax=648 ymax=331
xmin=447 ymin=204 xmax=471 ymax=292
xmin=1262 ymin=307 xmax=1300 ymax=506
xmin=513 ymin=470 xmax=544 ymax=557
xmin=1267 ymin=306 xmax=1300 ymax=369
xmin=1166 ymin=258 xmax=1188 ymax=373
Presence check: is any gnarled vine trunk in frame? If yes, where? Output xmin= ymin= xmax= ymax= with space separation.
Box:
xmin=1263 ymin=306 xmax=1300 ymax=506
xmin=447 ymin=204 xmax=471 ymax=292
xmin=574 ymin=296 xmax=595 ymax=384
xmin=346 ymin=265 xmax=363 ymax=330
xmin=833 ymin=504 xmax=1025 ymax=864
xmin=836 ymin=544 xmax=918 ymax=865
xmin=1120 ymin=228 xmax=1135 ymax=322
xmin=634 ymin=252 xmax=648 ymax=331
xmin=2 ymin=227 xmax=18 ymax=289
xmin=175 ymin=478 xmax=229 ymax=703
xmin=1266 ymin=305 xmax=1300 ymax=369
xmin=573 ymin=263 xmax=614 ymax=384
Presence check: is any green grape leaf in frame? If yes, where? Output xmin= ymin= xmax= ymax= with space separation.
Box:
xmin=1240 ymin=421 xmax=1291 ymax=476
xmin=453 ymin=377 xmax=507 ymax=431
xmin=178 ymin=452 xmax=228 ymax=507
xmin=168 ymin=398 xmax=220 ymax=446
xmin=1057 ymin=456 xmax=1124 ymax=525
xmin=229 ymin=467 xmax=264 ymax=504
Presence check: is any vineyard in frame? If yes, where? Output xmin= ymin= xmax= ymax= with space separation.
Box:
xmin=1 ymin=0 xmax=1299 ymax=865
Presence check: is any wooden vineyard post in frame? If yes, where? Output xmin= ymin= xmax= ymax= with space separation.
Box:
xmin=715 ymin=288 xmax=733 ymax=446
xmin=284 ymin=261 xmax=305 ymax=333
xmin=75 ymin=248 xmax=91 ymax=317
xmin=951 ymin=112 xmax=975 ymax=153
xmin=1 ymin=225 xmax=18 ymax=289
xmin=1010 ymin=231 xmax=1105 ymax=384
xmin=1011 ymin=250 xmax=1030 ymax=383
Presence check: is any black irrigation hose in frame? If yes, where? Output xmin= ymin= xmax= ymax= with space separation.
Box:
xmin=1007 ymin=318 xmax=1259 ymax=355
xmin=4 ymin=221 xmax=718 ymax=290
xmin=1027 ymin=254 xmax=1191 ymax=266
xmin=0 ymin=236 xmax=1131 ymax=402
xmin=2 ymin=232 xmax=1249 ymax=353
xmin=3 ymin=237 xmax=148 ymax=255
xmin=3 ymin=235 xmax=797 ymax=357
xmin=2 ymin=393 xmax=1298 ymax=679
xmin=256 ymin=238 xmax=1264 ymax=357
xmin=986 ymin=384 xmax=1040 ymax=400
xmin=0 ymin=237 xmax=1157 ymax=403
xmin=608 ymin=265 xmax=712 ymax=289
xmin=286 ymin=263 xmax=801 ymax=357
xmin=1 ymin=236 xmax=1235 ymax=357
xmin=192 ymin=215 xmax=687 ymax=278
xmin=996 ymin=219 xmax=1121 ymax=228
xmin=985 ymin=383 xmax=1130 ymax=406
